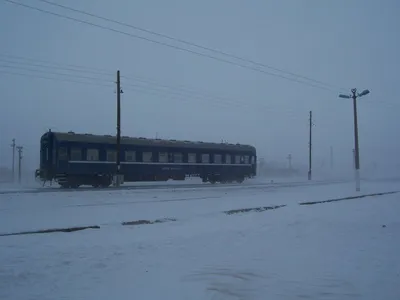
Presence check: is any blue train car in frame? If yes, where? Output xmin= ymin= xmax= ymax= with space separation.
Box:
xmin=35 ymin=130 xmax=257 ymax=188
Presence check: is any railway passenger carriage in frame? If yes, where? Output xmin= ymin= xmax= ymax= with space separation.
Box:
xmin=35 ymin=130 xmax=257 ymax=188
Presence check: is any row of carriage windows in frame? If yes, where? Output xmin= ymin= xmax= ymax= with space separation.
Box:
xmin=59 ymin=148 xmax=255 ymax=164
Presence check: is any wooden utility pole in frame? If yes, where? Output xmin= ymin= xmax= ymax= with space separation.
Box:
xmin=115 ymin=70 xmax=121 ymax=187
xmin=16 ymin=145 xmax=23 ymax=184
xmin=11 ymin=138 xmax=15 ymax=182
xmin=308 ymin=111 xmax=312 ymax=180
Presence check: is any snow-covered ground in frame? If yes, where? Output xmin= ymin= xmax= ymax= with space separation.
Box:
xmin=1 ymin=178 xmax=400 ymax=299
xmin=0 ymin=174 xmax=334 ymax=192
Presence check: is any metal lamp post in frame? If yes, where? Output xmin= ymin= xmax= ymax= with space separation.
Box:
xmin=339 ymin=88 xmax=370 ymax=192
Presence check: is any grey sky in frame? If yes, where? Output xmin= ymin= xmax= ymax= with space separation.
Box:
xmin=0 ymin=0 xmax=399 ymax=173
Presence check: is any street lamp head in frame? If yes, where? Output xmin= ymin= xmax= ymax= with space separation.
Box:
xmin=339 ymin=94 xmax=351 ymax=99
xmin=358 ymin=89 xmax=370 ymax=97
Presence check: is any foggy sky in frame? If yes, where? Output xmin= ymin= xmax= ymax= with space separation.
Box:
xmin=0 ymin=0 xmax=399 ymax=173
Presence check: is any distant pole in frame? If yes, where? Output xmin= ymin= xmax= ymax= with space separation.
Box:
xmin=339 ymin=88 xmax=370 ymax=192
xmin=352 ymin=148 xmax=355 ymax=170
xmin=352 ymin=89 xmax=360 ymax=191
xmin=308 ymin=111 xmax=312 ymax=180
xmin=11 ymin=138 xmax=15 ymax=182
xmin=116 ymin=70 xmax=121 ymax=187
xmin=16 ymin=146 xmax=23 ymax=184
xmin=330 ymin=146 xmax=333 ymax=170
xmin=287 ymin=154 xmax=292 ymax=170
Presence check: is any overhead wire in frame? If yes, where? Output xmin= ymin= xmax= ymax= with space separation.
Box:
xmin=0 ymin=63 xmax=112 ymax=84
xmin=2 ymin=1 xmax=395 ymax=155
xmin=0 ymin=57 xmax=112 ymax=77
xmin=1 ymin=51 xmax=398 ymax=125
xmin=3 ymin=0 xmax=339 ymax=93
xmin=1 ymin=54 xmax=397 ymax=130
xmin=12 ymin=0 xmax=394 ymax=115
xmin=0 ymin=62 xmax=309 ymax=123
xmin=0 ymin=70 xmax=113 ymax=88
xmin=35 ymin=0 xmax=347 ymax=93
xmin=121 ymin=85 xmax=310 ymax=125
xmin=0 ymin=53 xmax=113 ymax=75
xmin=0 ymin=55 xmax=304 ymax=116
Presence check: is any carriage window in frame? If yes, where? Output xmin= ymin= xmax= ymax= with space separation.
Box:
xmin=188 ymin=153 xmax=196 ymax=163
xmin=70 ymin=148 xmax=82 ymax=161
xmin=107 ymin=150 xmax=117 ymax=162
xmin=159 ymin=152 xmax=168 ymax=163
xmin=87 ymin=149 xmax=99 ymax=161
xmin=58 ymin=147 xmax=67 ymax=160
xmin=174 ymin=153 xmax=183 ymax=163
xmin=244 ymin=155 xmax=250 ymax=164
xmin=143 ymin=152 xmax=152 ymax=162
xmin=235 ymin=155 xmax=241 ymax=164
xmin=125 ymin=151 xmax=136 ymax=162
xmin=214 ymin=154 xmax=222 ymax=164
xmin=225 ymin=154 xmax=231 ymax=164
xmin=250 ymin=156 xmax=255 ymax=164
xmin=201 ymin=154 xmax=210 ymax=163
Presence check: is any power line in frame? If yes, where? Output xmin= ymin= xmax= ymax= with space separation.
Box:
xmin=0 ymin=56 xmax=260 ymax=107
xmin=0 ymin=57 xmax=113 ymax=77
xmin=0 ymin=53 xmax=263 ymax=107
xmin=3 ymin=0 xmax=338 ymax=93
xmin=0 ymin=55 xmax=305 ymax=115
xmin=35 ymin=0 xmax=346 ymax=92
xmin=0 ymin=70 xmax=113 ymax=88
xmin=0 ymin=64 xmax=307 ymax=121
xmin=122 ymin=85 xmax=316 ymax=126
xmin=0 ymin=64 xmax=112 ymax=83
xmin=1 ymin=53 xmax=398 ymax=113
xmin=0 ymin=67 xmax=285 ymax=114
xmin=0 ymin=60 xmax=267 ymax=110
xmin=0 ymin=71 xmax=337 ymax=136
xmin=0 ymin=53 xmax=113 ymax=75
xmin=0 ymin=68 xmax=310 ymax=125
xmin=122 ymin=80 xmax=276 ymax=111
xmin=1 ymin=58 xmax=397 ymax=129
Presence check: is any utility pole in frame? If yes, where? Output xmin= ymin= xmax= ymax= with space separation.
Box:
xmin=16 ymin=145 xmax=23 ymax=184
xmin=287 ymin=154 xmax=292 ymax=170
xmin=352 ymin=148 xmax=355 ymax=170
xmin=330 ymin=146 xmax=333 ymax=170
xmin=115 ymin=70 xmax=122 ymax=187
xmin=339 ymin=88 xmax=370 ymax=192
xmin=10 ymin=138 xmax=15 ymax=182
xmin=308 ymin=111 xmax=312 ymax=180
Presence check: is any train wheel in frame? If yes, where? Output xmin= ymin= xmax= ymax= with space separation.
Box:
xmin=235 ymin=177 xmax=244 ymax=184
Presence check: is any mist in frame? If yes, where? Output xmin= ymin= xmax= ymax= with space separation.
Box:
xmin=1 ymin=0 xmax=399 ymax=181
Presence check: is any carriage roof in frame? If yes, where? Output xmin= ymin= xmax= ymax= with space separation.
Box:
xmin=50 ymin=131 xmax=256 ymax=152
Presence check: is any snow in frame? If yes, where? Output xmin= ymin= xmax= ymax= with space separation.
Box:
xmin=1 ymin=178 xmax=400 ymax=299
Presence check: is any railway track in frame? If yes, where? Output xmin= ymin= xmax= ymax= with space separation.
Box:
xmin=0 ymin=178 xmax=351 ymax=196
